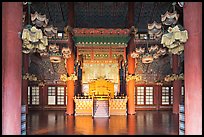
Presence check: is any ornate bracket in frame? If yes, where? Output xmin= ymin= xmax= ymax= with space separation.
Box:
xmin=60 ymin=73 xmax=77 ymax=82
xmin=126 ymin=74 xmax=142 ymax=82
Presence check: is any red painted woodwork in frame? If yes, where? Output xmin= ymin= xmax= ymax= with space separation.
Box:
xmin=22 ymin=54 xmax=29 ymax=114
xmin=127 ymin=2 xmax=135 ymax=114
xmin=128 ymin=2 xmax=134 ymax=28
xmin=73 ymin=28 xmax=130 ymax=36
xmin=2 ymin=2 xmax=23 ymax=135
xmin=153 ymin=85 xmax=160 ymax=110
xmin=183 ymin=2 xmax=202 ymax=135
xmin=67 ymin=2 xmax=74 ymax=28
xmin=127 ymin=54 xmax=135 ymax=115
xmin=66 ymin=52 xmax=75 ymax=115
xmin=172 ymin=54 xmax=181 ymax=114
xmin=65 ymin=2 xmax=75 ymax=115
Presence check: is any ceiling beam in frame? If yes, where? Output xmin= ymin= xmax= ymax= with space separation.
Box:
xmin=67 ymin=2 xmax=74 ymax=27
xmin=127 ymin=2 xmax=134 ymax=28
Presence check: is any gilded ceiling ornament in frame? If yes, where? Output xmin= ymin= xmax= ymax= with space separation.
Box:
xmin=61 ymin=47 xmax=71 ymax=59
xmin=44 ymin=25 xmax=58 ymax=38
xmin=49 ymin=44 xmax=59 ymax=53
xmin=161 ymin=25 xmax=188 ymax=55
xmin=164 ymin=73 xmax=184 ymax=82
xmin=126 ymin=74 xmax=142 ymax=82
xmin=22 ymin=26 xmax=43 ymax=42
xmin=60 ymin=73 xmax=77 ymax=82
xmin=148 ymin=21 xmax=162 ymax=35
xmin=21 ymin=26 xmax=48 ymax=54
xmin=148 ymin=21 xmax=163 ymax=40
xmin=155 ymin=48 xmax=166 ymax=56
xmin=148 ymin=45 xmax=159 ymax=53
xmin=23 ymin=73 xmax=37 ymax=81
xmin=60 ymin=74 xmax=68 ymax=82
xmin=31 ymin=11 xmax=49 ymax=28
xmin=131 ymin=51 xmax=140 ymax=59
xmin=161 ymin=11 xmax=179 ymax=26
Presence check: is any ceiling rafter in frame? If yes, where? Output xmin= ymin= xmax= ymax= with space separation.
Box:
xmin=59 ymin=2 xmax=65 ymax=24
xmin=137 ymin=2 xmax=143 ymax=28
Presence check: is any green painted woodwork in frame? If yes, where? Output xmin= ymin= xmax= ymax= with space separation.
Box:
xmin=73 ymin=36 xmax=131 ymax=46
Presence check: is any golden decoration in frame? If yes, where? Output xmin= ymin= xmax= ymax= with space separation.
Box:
xmin=126 ymin=74 xmax=142 ymax=82
xmin=22 ymin=73 xmax=37 ymax=81
xmin=60 ymin=73 xmax=77 ymax=82
xmin=61 ymin=47 xmax=71 ymax=59
xmin=164 ymin=73 xmax=184 ymax=82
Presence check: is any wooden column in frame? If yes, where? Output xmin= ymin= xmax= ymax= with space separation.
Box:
xmin=66 ymin=52 xmax=75 ymax=115
xmin=22 ymin=54 xmax=29 ymax=114
xmin=154 ymin=85 xmax=161 ymax=110
xmin=183 ymin=2 xmax=202 ymax=135
xmin=66 ymin=2 xmax=75 ymax=115
xmin=127 ymin=53 xmax=136 ymax=115
xmin=157 ymin=85 xmax=162 ymax=110
xmin=2 ymin=2 xmax=23 ymax=135
xmin=172 ymin=55 xmax=182 ymax=114
xmin=127 ymin=2 xmax=136 ymax=115
xmin=128 ymin=2 xmax=134 ymax=28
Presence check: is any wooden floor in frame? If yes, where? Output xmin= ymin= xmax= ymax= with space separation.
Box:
xmin=27 ymin=110 xmax=179 ymax=135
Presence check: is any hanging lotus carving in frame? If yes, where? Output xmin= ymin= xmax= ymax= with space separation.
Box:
xmin=161 ymin=25 xmax=188 ymax=55
xmin=148 ymin=21 xmax=163 ymax=40
xmin=161 ymin=11 xmax=179 ymax=26
xmin=131 ymin=44 xmax=167 ymax=62
xmin=22 ymin=26 xmax=48 ymax=54
xmin=31 ymin=11 xmax=49 ymax=28
xmin=44 ymin=25 xmax=58 ymax=38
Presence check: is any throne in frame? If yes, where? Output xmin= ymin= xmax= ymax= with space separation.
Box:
xmin=88 ymin=77 xmax=114 ymax=98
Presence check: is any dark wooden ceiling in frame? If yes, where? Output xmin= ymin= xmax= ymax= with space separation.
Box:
xmin=27 ymin=2 xmax=184 ymax=84
xmin=30 ymin=2 xmax=183 ymax=31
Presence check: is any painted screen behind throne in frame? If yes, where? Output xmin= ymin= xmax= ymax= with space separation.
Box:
xmin=82 ymin=63 xmax=119 ymax=95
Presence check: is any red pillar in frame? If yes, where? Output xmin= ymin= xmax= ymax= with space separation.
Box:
xmin=22 ymin=54 xmax=29 ymax=114
xmin=154 ymin=85 xmax=161 ymax=110
xmin=66 ymin=52 xmax=75 ymax=115
xmin=172 ymin=55 xmax=182 ymax=114
xmin=2 ymin=2 xmax=23 ymax=135
xmin=127 ymin=2 xmax=136 ymax=115
xmin=128 ymin=2 xmax=134 ymax=28
xmin=66 ymin=2 xmax=75 ymax=115
xmin=127 ymin=53 xmax=136 ymax=115
xmin=183 ymin=2 xmax=202 ymax=135
xmin=157 ymin=86 xmax=162 ymax=110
